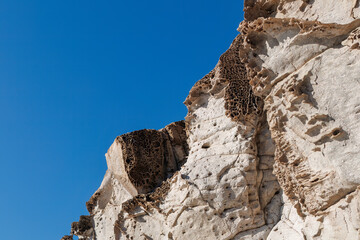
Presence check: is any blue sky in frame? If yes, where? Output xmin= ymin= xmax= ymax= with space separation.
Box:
xmin=0 ymin=0 xmax=244 ymax=239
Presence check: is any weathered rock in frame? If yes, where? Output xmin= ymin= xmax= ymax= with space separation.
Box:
xmin=268 ymin=187 xmax=360 ymax=240
xmin=244 ymin=0 xmax=360 ymax=24
xmin=60 ymin=235 xmax=73 ymax=240
xmin=70 ymin=215 xmax=94 ymax=239
xmin=64 ymin=1 xmax=360 ymax=239
xmin=106 ymin=34 xmax=280 ymax=240
xmin=241 ymin=0 xmax=360 ymax=239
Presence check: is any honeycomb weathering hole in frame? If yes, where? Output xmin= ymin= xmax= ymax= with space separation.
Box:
xmin=118 ymin=129 xmax=166 ymax=194
xmin=222 ymin=35 xmax=263 ymax=122
xmin=114 ymin=121 xmax=189 ymax=196
xmin=202 ymin=143 xmax=211 ymax=149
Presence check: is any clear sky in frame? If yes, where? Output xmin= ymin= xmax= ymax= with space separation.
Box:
xmin=0 ymin=0 xmax=244 ymax=239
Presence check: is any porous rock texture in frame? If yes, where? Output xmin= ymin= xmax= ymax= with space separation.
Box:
xmin=64 ymin=1 xmax=360 ymax=239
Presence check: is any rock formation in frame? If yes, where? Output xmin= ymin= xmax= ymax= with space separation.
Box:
xmin=63 ymin=1 xmax=360 ymax=239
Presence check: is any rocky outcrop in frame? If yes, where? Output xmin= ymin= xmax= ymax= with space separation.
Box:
xmin=64 ymin=1 xmax=360 ymax=239
xmin=240 ymin=1 xmax=360 ymax=239
xmin=71 ymin=121 xmax=188 ymax=240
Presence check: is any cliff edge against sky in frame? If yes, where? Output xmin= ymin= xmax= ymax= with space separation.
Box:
xmin=63 ymin=1 xmax=360 ymax=239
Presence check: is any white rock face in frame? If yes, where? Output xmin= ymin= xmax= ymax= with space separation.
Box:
xmin=64 ymin=1 xmax=360 ymax=240
xmin=103 ymin=37 xmax=281 ymax=240
xmin=268 ymin=188 xmax=360 ymax=240
xmin=275 ymin=0 xmax=360 ymax=24
xmin=242 ymin=0 xmax=360 ymax=239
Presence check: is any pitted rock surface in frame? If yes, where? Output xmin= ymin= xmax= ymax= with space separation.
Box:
xmin=64 ymin=1 xmax=360 ymax=239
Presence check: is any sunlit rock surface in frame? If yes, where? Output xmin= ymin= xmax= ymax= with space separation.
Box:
xmin=64 ymin=1 xmax=360 ymax=239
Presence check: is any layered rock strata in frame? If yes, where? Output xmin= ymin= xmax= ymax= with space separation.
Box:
xmin=64 ymin=1 xmax=360 ymax=239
